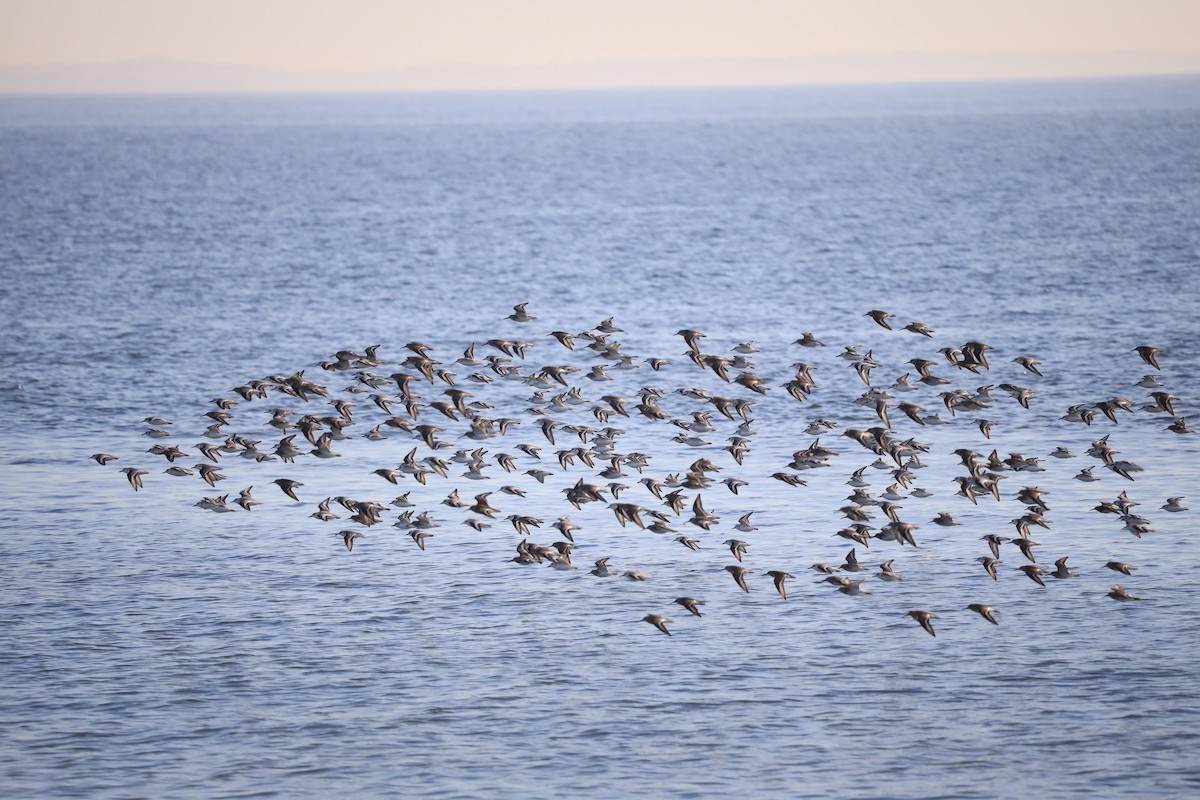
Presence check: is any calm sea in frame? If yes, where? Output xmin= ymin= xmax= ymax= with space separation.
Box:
xmin=2 ymin=77 xmax=1199 ymax=798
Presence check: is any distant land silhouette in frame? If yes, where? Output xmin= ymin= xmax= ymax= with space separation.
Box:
xmin=2 ymin=51 xmax=1199 ymax=94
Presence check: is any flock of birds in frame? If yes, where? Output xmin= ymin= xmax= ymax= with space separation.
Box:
xmin=92 ymin=303 xmax=1191 ymax=638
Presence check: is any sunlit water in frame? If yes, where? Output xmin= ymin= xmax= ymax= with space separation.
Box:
xmin=2 ymin=77 xmax=1199 ymax=798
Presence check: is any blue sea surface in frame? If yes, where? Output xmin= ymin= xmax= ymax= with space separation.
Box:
xmin=1 ymin=76 xmax=1199 ymax=798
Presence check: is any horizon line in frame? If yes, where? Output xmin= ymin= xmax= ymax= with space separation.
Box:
xmin=2 ymin=50 xmax=1199 ymax=95
xmin=3 ymin=71 xmax=1200 ymax=101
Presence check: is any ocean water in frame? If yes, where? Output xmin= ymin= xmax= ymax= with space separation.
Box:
xmin=1 ymin=76 xmax=1199 ymax=798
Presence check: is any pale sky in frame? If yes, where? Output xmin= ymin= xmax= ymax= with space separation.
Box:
xmin=2 ymin=0 xmax=1198 ymax=69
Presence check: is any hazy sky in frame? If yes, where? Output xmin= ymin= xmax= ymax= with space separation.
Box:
xmin=2 ymin=0 xmax=1198 ymax=70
